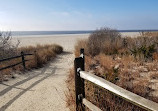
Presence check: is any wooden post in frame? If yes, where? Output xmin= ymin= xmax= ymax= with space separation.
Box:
xmin=21 ymin=51 xmax=26 ymax=70
xmin=74 ymin=48 xmax=85 ymax=111
xmin=34 ymin=51 xmax=38 ymax=67
xmin=80 ymin=48 xmax=85 ymax=67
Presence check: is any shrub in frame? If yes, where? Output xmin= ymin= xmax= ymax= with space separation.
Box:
xmin=0 ymin=31 xmax=20 ymax=59
xmin=51 ymin=44 xmax=63 ymax=54
xmin=128 ymin=36 xmax=158 ymax=61
xmin=87 ymin=28 xmax=158 ymax=61
xmin=87 ymin=27 xmax=121 ymax=56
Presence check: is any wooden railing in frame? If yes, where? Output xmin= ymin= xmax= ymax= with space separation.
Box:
xmin=74 ymin=49 xmax=158 ymax=111
xmin=0 ymin=51 xmax=34 ymax=71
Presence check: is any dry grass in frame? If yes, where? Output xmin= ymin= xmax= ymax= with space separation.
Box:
xmin=139 ymin=31 xmax=158 ymax=37
xmin=0 ymin=44 xmax=63 ymax=81
xmin=87 ymin=28 xmax=121 ymax=56
xmin=74 ymin=39 xmax=89 ymax=57
xmin=66 ymin=68 xmax=76 ymax=111
xmin=87 ymin=29 xmax=158 ymax=62
xmin=66 ymin=28 xmax=158 ymax=110
xmin=66 ymin=55 xmax=147 ymax=110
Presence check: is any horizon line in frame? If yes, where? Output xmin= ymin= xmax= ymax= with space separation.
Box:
xmin=3 ymin=29 xmax=158 ymax=32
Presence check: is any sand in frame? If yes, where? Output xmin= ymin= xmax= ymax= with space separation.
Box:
xmin=12 ymin=34 xmax=90 ymax=51
xmin=121 ymin=32 xmax=140 ymax=37
xmin=12 ymin=32 xmax=140 ymax=51
xmin=0 ymin=32 xmax=139 ymax=111
xmin=0 ymin=53 xmax=73 ymax=111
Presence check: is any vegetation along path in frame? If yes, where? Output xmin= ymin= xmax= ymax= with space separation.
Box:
xmin=0 ymin=52 xmax=73 ymax=111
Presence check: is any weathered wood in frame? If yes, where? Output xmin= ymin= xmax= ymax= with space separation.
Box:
xmin=0 ymin=61 xmax=23 ymax=71
xmin=80 ymin=71 xmax=158 ymax=111
xmin=74 ymin=49 xmax=85 ymax=111
xmin=0 ymin=59 xmax=29 ymax=71
xmin=0 ymin=52 xmax=33 ymax=71
xmin=24 ymin=53 xmax=33 ymax=56
xmin=0 ymin=55 xmax=21 ymax=63
xmin=0 ymin=53 xmax=33 ymax=63
xmin=82 ymin=98 xmax=102 ymax=111
xmin=21 ymin=51 xmax=26 ymax=70
xmin=80 ymin=48 xmax=85 ymax=69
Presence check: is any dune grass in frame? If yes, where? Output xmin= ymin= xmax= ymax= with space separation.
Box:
xmin=66 ymin=28 xmax=158 ymax=110
xmin=0 ymin=44 xmax=63 ymax=81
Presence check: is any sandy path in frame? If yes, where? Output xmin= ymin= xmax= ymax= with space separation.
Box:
xmin=0 ymin=52 xmax=74 ymax=111
xmin=1 ymin=34 xmax=89 ymax=111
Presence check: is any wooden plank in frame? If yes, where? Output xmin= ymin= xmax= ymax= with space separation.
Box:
xmin=0 ymin=55 xmax=21 ymax=63
xmin=82 ymin=98 xmax=102 ymax=111
xmin=24 ymin=53 xmax=33 ymax=56
xmin=0 ymin=53 xmax=33 ymax=63
xmin=80 ymin=71 xmax=158 ymax=111
xmin=0 ymin=60 xmax=29 ymax=71
xmin=0 ymin=61 xmax=23 ymax=71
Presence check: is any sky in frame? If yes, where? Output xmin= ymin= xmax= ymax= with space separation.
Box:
xmin=0 ymin=0 xmax=158 ymax=31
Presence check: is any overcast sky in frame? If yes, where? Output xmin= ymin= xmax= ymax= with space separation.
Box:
xmin=0 ymin=0 xmax=158 ymax=31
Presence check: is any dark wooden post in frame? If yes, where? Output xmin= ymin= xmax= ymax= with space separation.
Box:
xmin=80 ymin=48 xmax=85 ymax=67
xmin=34 ymin=51 xmax=38 ymax=67
xmin=74 ymin=48 xmax=85 ymax=111
xmin=21 ymin=51 xmax=26 ymax=70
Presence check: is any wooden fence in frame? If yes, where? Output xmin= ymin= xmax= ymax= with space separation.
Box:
xmin=74 ymin=48 xmax=158 ymax=111
xmin=0 ymin=51 xmax=34 ymax=71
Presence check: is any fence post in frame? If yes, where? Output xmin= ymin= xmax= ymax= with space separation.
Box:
xmin=74 ymin=48 xmax=85 ymax=111
xmin=80 ymin=48 xmax=85 ymax=68
xmin=34 ymin=50 xmax=38 ymax=67
xmin=21 ymin=51 xmax=26 ymax=70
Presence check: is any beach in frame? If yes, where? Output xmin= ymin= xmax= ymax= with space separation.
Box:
xmin=12 ymin=32 xmax=140 ymax=52
xmin=13 ymin=34 xmax=90 ymax=52
xmin=1 ymin=31 xmax=157 ymax=111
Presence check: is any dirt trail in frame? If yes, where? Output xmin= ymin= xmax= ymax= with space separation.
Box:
xmin=0 ymin=52 xmax=73 ymax=111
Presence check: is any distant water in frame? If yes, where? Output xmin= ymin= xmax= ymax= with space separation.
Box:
xmin=11 ymin=30 xmax=158 ymax=36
